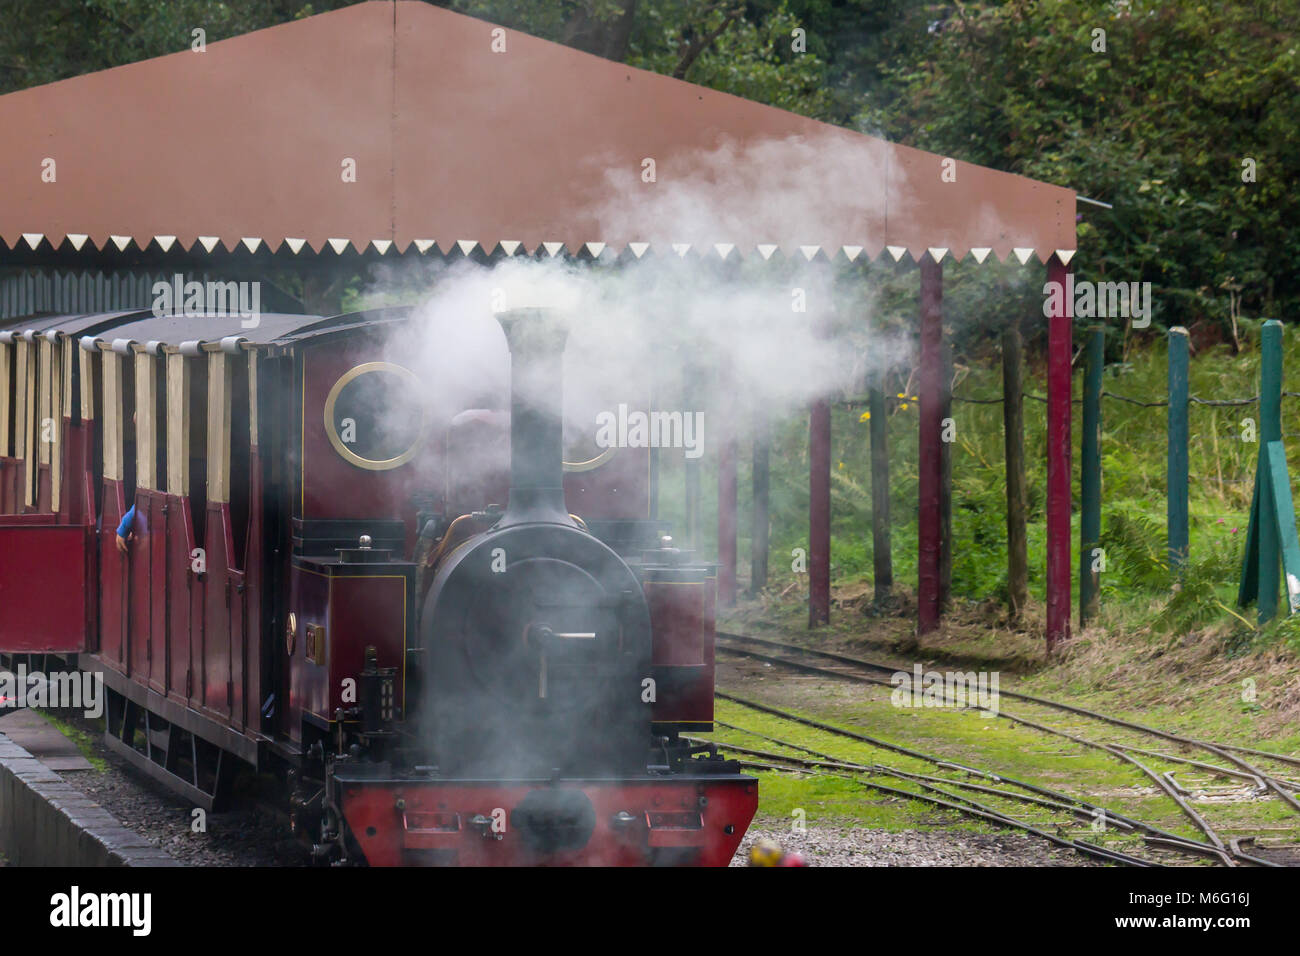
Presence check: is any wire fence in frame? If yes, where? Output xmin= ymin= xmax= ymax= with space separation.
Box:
xmin=838 ymin=391 xmax=1287 ymax=408
xmin=834 ymin=322 xmax=1299 ymax=628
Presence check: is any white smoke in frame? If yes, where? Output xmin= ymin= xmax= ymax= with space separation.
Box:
xmin=373 ymin=253 xmax=906 ymax=448
xmin=358 ymin=131 xmax=926 ymax=505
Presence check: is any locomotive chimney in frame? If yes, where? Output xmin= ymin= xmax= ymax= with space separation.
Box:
xmin=495 ymin=308 xmax=577 ymax=528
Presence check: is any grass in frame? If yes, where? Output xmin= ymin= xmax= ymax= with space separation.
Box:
xmin=693 ymin=323 xmax=1300 ymax=847
xmin=37 ymin=710 xmax=108 ymax=772
xmin=705 ymin=679 xmax=1209 ymax=847
xmin=669 ymin=318 xmax=1300 ymax=655
xmin=676 ymin=317 xmax=1300 ymax=647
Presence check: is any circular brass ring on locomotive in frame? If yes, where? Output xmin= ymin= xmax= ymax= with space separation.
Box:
xmin=323 ymin=361 xmax=427 ymax=471
xmin=562 ymin=446 xmax=617 ymax=472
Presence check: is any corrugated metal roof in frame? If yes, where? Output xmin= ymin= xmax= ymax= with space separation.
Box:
xmin=0 ymin=1 xmax=1076 ymax=264
xmin=0 ymin=270 xmax=305 ymax=320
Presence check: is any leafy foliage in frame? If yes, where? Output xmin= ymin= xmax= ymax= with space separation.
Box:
xmin=0 ymin=1 xmax=354 ymax=93
xmin=857 ymin=0 xmax=1300 ymax=339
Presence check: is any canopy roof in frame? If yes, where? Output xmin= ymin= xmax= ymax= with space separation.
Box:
xmin=0 ymin=1 xmax=1075 ymax=265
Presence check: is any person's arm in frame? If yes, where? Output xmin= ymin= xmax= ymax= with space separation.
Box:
xmin=115 ymin=505 xmax=136 ymax=554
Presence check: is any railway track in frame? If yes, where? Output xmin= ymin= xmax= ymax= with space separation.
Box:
xmin=709 ymin=631 xmax=1300 ymax=866
xmin=699 ymin=693 xmax=1275 ymax=866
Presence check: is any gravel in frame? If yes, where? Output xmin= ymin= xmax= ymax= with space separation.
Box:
xmin=730 ymin=825 xmax=1103 ymax=866
xmin=56 ymin=742 xmax=1096 ymax=867
xmin=72 ymin=759 xmax=308 ymax=866
xmin=30 ymin=711 xmax=1104 ymax=868
xmin=38 ymin=711 xmax=309 ymax=867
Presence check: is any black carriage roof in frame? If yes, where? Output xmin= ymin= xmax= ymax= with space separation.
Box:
xmin=0 ymin=309 xmax=413 ymax=350
xmin=0 ymin=311 xmax=149 ymax=342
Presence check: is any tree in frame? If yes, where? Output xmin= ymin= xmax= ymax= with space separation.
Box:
xmin=857 ymin=0 xmax=1300 ymax=339
xmin=0 ymin=1 xmax=355 ymax=95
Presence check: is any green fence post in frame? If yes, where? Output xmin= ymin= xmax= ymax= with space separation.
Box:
xmin=1239 ymin=321 xmax=1286 ymax=621
xmin=1266 ymin=442 xmax=1300 ymax=615
xmin=1167 ymin=327 xmax=1190 ymax=573
xmin=1257 ymin=320 xmax=1284 ymax=622
xmin=1080 ymin=325 xmax=1103 ymax=623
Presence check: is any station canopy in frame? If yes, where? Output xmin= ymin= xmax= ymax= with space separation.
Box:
xmin=0 ymin=0 xmax=1075 ymax=265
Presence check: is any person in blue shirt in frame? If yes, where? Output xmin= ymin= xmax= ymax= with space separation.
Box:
xmin=115 ymin=411 xmax=144 ymax=554
xmin=115 ymin=504 xmax=144 ymax=553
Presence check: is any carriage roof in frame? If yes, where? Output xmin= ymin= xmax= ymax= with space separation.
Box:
xmin=0 ymin=307 xmax=420 ymax=357
xmin=0 ymin=310 xmax=382 ymax=351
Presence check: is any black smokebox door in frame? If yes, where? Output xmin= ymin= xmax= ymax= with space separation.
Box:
xmin=462 ymin=556 xmax=619 ymax=713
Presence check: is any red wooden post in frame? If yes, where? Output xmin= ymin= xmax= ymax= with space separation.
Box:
xmin=917 ymin=254 xmax=943 ymax=634
xmin=809 ymin=398 xmax=831 ymax=626
xmin=717 ymin=427 xmax=738 ymax=607
xmin=1046 ymin=254 xmax=1073 ymax=650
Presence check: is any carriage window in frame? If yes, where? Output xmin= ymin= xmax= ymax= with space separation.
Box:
xmin=68 ymin=339 xmax=80 ymax=427
xmin=189 ymin=356 xmax=208 ymax=550
xmin=229 ymin=352 xmax=251 ymax=567
xmin=120 ymin=354 xmax=136 ymax=505
xmin=37 ymin=339 xmax=50 ymax=471
xmin=84 ymin=349 xmax=103 ymax=520
xmin=323 ymin=362 xmax=425 ymax=470
xmin=133 ymin=353 xmax=164 ymax=493
xmin=13 ymin=342 xmax=28 ymax=476
xmin=50 ymin=340 xmax=65 ymax=513
xmin=154 ymin=356 xmax=167 ymax=493
xmin=0 ymin=341 xmax=10 ymax=460
xmin=20 ymin=339 xmax=35 ymax=507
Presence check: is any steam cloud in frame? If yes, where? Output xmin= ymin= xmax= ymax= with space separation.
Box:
xmin=363 ymin=132 xmax=921 ymax=500
xmin=360 ymin=133 xmax=929 ymax=790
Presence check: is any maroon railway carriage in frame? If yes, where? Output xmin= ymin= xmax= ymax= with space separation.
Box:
xmin=0 ymin=304 xmax=756 ymax=865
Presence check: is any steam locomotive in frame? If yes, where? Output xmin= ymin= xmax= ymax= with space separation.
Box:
xmin=0 ymin=301 xmax=756 ymax=865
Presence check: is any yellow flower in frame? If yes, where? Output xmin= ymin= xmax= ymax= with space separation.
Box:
xmin=900 ymin=403 xmax=910 ymax=410
xmin=896 ymin=392 xmax=906 ymax=398
xmin=859 ymin=411 xmax=871 ymax=422
xmin=838 ymin=461 xmax=845 ymax=470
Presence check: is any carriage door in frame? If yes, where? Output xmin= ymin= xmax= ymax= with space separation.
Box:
xmin=0 ymin=332 xmax=92 ymax=653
